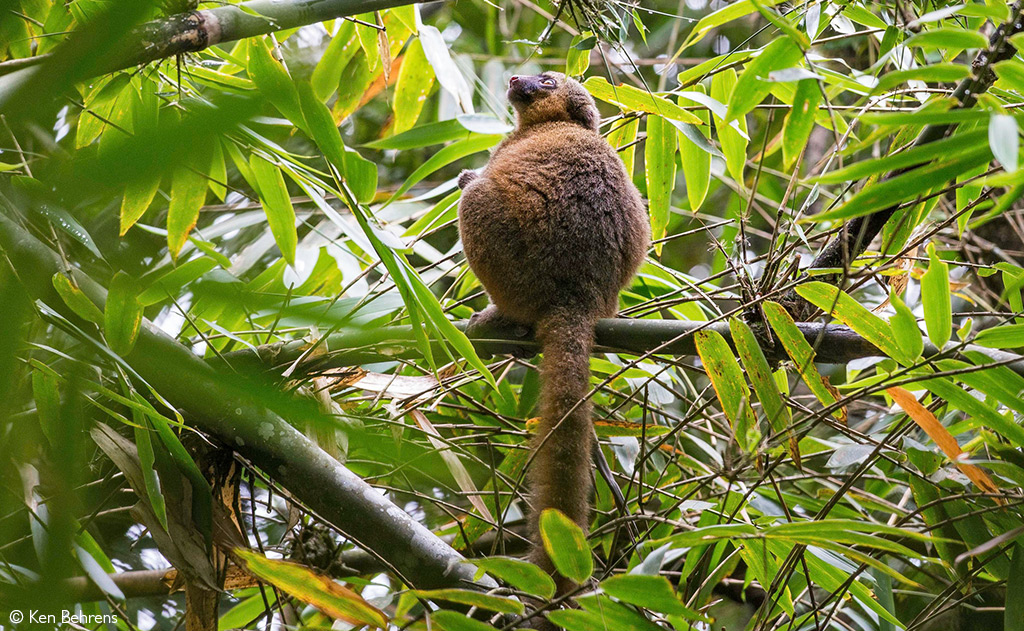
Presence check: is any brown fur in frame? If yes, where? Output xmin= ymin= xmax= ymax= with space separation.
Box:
xmin=457 ymin=73 xmax=649 ymax=598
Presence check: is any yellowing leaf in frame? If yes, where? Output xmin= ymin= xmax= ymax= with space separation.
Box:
xmin=166 ymin=165 xmax=207 ymax=259
xmin=539 ymin=509 xmax=592 ymax=584
xmin=236 ymin=549 xmax=387 ymax=628
xmin=887 ymin=387 xmax=1000 ymax=497
xmin=52 ymin=272 xmax=103 ymax=323
xmin=694 ymin=329 xmax=759 ymax=452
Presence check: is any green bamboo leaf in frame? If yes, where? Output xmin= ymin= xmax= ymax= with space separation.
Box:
xmin=344 ymin=148 xmax=378 ymax=204
xmin=794 ymin=282 xmax=907 ymax=363
xmin=874 ymin=63 xmax=971 ymax=93
xmin=208 ymin=141 xmax=227 ymax=201
xmin=972 ymin=323 xmax=1024 ymax=348
xmin=144 ymin=409 xmax=213 ymax=550
xmin=600 ymin=574 xmax=703 ymax=619
xmin=219 ymin=591 xmax=278 ymax=630
xmin=52 ymin=272 xmax=104 ymax=323
xmin=921 ymin=376 xmax=1024 ymax=445
xmin=333 ymin=53 xmax=375 ymax=121
xmin=921 ymin=243 xmax=952 ymax=348
xmin=546 ymin=608 xmax=659 ymax=631
xmin=905 ymin=27 xmax=988 ymax=50
xmin=250 ymin=155 xmax=297 ymax=266
xmin=694 ymin=329 xmax=759 ymax=452
xmin=363 ymin=119 xmax=469 ymax=150
xmin=782 ymin=78 xmax=821 ymax=170
xmin=566 ymin=31 xmax=595 ymax=76
xmin=32 ymin=369 xmax=61 ymax=447
xmin=354 ymin=13 xmax=381 ymax=72
xmin=139 ymin=257 xmax=218 ymax=306
xmin=645 ymin=115 xmax=676 ymax=254
xmin=167 ymin=164 xmax=208 ymax=259
xmin=762 ymin=301 xmax=845 ymax=422
xmin=890 ymin=291 xmax=924 ymax=361
xmin=539 ymin=509 xmax=593 ymax=584
xmin=119 ymin=173 xmax=161 ymax=236
xmin=105 ymin=271 xmax=143 ymax=356
xmin=236 ymin=549 xmax=388 ymax=627
xmin=311 ymin=20 xmax=358 ymax=101
xmin=679 ymin=0 xmax=785 ymax=51
xmin=730 ymin=319 xmax=797 ymax=465
xmin=711 ymin=68 xmax=748 ymax=184
xmin=404 ymin=262 xmax=497 ymax=389
xmin=76 ymin=74 xmax=131 ymax=149
xmin=392 ymin=37 xmax=434 ymax=135
xmin=468 ymin=557 xmax=555 ymax=599
xmin=812 ymin=144 xmax=992 ymax=222
xmin=937 ymin=358 xmax=1024 ymax=416
xmin=726 ymin=36 xmax=803 ymax=122
xmin=413 ymin=589 xmax=523 ymax=614
xmin=133 ymin=417 xmax=168 ymax=532
xmin=751 ymin=0 xmax=809 ymax=49
xmin=813 ymin=129 xmax=988 ymax=184
xmin=676 ymin=89 xmax=711 ymax=211
xmin=387 ymin=134 xmax=501 ymax=201
xmin=573 ymin=594 xmax=666 ymax=630
xmin=607 ymin=115 xmax=640 ymax=178
xmin=247 ymin=38 xmax=305 ymax=130
xmin=430 ymin=611 xmax=497 ymax=631
xmin=582 ymin=76 xmax=702 ymax=124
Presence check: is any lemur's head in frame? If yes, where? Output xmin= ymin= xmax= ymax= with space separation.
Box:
xmin=507 ymin=72 xmax=600 ymax=132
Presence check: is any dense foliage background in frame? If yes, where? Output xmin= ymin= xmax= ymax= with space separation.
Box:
xmin=0 ymin=0 xmax=1023 ymax=630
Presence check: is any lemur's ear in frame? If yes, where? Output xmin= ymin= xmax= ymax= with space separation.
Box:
xmin=565 ymin=89 xmax=600 ymax=132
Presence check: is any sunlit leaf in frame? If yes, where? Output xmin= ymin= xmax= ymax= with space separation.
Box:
xmin=582 ymin=77 xmax=702 ymax=124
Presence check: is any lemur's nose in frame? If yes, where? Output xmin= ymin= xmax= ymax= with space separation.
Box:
xmin=509 ymin=75 xmax=521 ymax=88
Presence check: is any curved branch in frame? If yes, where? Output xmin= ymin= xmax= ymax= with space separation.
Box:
xmin=0 ymin=206 xmax=490 ymax=593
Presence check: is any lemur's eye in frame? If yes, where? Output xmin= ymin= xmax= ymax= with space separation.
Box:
xmin=540 ymin=77 xmax=557 ymax=87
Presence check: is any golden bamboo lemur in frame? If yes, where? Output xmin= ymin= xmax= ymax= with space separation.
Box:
xmin=457 ymin=72 xmax=649 ymax=594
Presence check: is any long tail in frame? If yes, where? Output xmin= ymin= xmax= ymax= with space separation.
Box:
xmin=528 ymin=309 xmax=596 ymax=590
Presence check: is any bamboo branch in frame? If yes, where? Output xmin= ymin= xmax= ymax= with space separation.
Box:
xmin=216 ymin=316 xmax=1024 ymax=378
xmin=0 ymin=205 xmax=491 ymax=593
xmin=782 ymin=2 xmax=1024 ymax=320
